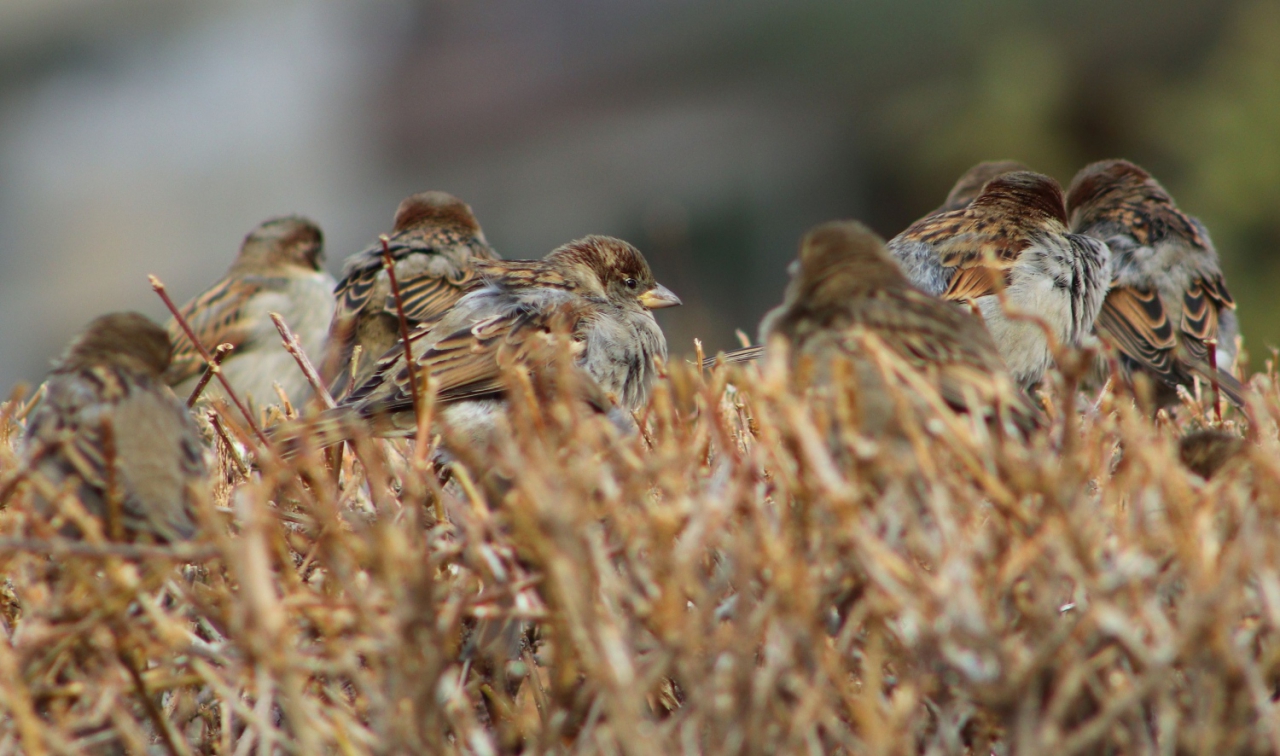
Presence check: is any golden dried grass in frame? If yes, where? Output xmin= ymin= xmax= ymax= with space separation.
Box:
xmin=0 ymin=344 xmax=1277 ymax=755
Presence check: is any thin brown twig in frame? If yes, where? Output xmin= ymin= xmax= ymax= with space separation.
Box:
xmin=209 ymin=411 xmax=251 ymax=479
xmin=100 ymin=416 xmax=124 ymax=542
xmin=0 ymin=537 xmax=219 ymax=560
xmin=1206 ymin=338 xmax=1222 ymax=423
xmin=115 ymin=636 xmax=191 ymax=756
xmin=379 ymin=237 xmax=421 ymax=417
xmin=149 ymin=275 xmax=270 ymax=447
xmin=269 ymin=313 xmax=337 ymax=410
xmin=187 ymin=343 xmax=235 ymax=408
xmin=379 ymin=236 xmax=431 ymax=457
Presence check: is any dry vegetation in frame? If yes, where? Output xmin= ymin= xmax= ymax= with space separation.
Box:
xmin=0 ymin=338 xmax=1278 ymax=755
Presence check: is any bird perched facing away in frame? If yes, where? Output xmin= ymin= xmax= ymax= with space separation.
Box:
xmin=23 ymin=313 xmax=206 ymax=542
xmin=325 ymin=191 xmax=499 ymax=394
xmin=887 ymin=171 xmax=1111 ymax=389
xmin=1178 ymin=429 xmax=1246 ymax=480
xmin=1066 ymin=159 xmax=1243 ymax=406
xmin=280 ymin=235 xmax=679 ymax=452
xmin=165 ymin=216 xmax=334 ymax=412
xmin=760 ymin=221 xmax=1042 ymax=437
xmin=931 ymin=160 xmax=1031 ymax=215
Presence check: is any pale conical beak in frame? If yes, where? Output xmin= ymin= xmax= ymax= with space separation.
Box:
xmin=637 ymin=283 xmax=681 ymax=310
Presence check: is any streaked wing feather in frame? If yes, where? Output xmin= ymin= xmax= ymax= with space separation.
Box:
xmin=930 ymin=224 xmax=1024 ymax=301
xmin=941 ymin=265 xmax=1003 ymax=302
xmin=702 ymin=346 xmax=764 ymax=369
xmin=857 ymin=292 xmax=1043 ymax=430
xmin=393 ymin=270 xmax=479 ymax=325
xmin=1095 ymin=287 xmax=1178 ymax=380
xmin=166 ymin=276 xmax=275 ymax=384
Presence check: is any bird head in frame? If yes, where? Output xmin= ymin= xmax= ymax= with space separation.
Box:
xmin=56 ymin=312 xmax=172 ymax=377
xmin=237 ymin=215 xmax=325 ymax=272
xmin=549 ymin=236 xmax=681 ymax=312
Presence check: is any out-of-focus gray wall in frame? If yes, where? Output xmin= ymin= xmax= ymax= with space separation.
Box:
xmin=0 ymin=0 xmax=1276 ymax=391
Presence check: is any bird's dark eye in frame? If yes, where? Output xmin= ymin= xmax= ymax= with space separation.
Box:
xmin=624 ymin=278 xmax=638 ymax=290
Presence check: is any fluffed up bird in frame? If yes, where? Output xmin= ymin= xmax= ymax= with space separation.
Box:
xmin=758 ymin=220 xmax=1042 ymax=437
xmin=276 ymin=235 xmax=679 ymax=453
xmin=165 ymin=216 xmax=335 ymax=412
xmin=325 ymin=191 xmax=499 ymax=394
xmin=888 ymin=171 xmax=1111 ymax=390
xmin=23 ymin=312 xmax=207 ymax=542
xmin=1066 ymin=159 xmax=1243 ymax=406
xmin=1178 ymin=429 xmax=1246 ymax=480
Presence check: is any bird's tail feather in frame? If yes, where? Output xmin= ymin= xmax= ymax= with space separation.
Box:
xmin=701 ymin=345 xmax=764 ymax=369
xmin=268 ymin=407 xmax=368 ymax=458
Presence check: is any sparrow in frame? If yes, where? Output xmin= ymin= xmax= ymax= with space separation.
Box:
xmin=165 ymin=216 xmax=335 ymax=411
xmin=23 ymin=312 xmax=207 ymax=542
xmin=1177 ymin=429 xmax=1245 ymax=479
xmin=759 ymin=220 xmax=1042 ymax=437
xmin=1066 ymin=159 xmax=1243 ymax=406
xmin=324 ymin=191 xmax=500 ymax=394
xmin=278 ymin=235 xmax=679 ymax=452
xmin=887 ymin=171 xmax=1111 ymax=389
xmin=932 ymin=160 xmax=1031 ymax=215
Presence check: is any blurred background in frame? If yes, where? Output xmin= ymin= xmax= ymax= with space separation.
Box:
xmin=0 ymin=0 xmax=1276 ymax=391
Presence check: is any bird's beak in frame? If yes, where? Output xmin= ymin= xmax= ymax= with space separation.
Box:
xmin=638 ymin=283 xmax=681 ymax=310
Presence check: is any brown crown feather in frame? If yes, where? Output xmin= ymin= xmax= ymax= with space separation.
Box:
xmin=1065 ymin=159 xmax=1158 ymax=213
xmin=972 ymin=171 xmax=1068 ymax=226
xmin=392 ymin=191 xmax=483 ymax=235
xmin=57 ymin=312 xmax=172 ymax=376
xmin=1066 ymin=159 xmax=1206 ymax=247
xmin=546 ymin=236 xmax=655 ymax=287
xmin=237 ymin=216 xmax=324 ymax=271
xmin=941 ymin=160 xmax=1032 ymax=212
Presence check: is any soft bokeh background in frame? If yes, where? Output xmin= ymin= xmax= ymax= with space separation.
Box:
xmin=0 ymin=0 xmax=1276 ymax=391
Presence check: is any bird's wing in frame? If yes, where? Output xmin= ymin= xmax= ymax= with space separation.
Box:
xmin=392 ymin=263 xmax=484 ymax=325
xmin=352 ymin=299 xmax=588 ymax=413
xmin=936 ymin=230 xmax=1025 ymax=302
xmin=855 ymin=292 xmax=1043 ymax=431
xmin=165 ymin=275 xmax=282 ymax=386
xmin=896 ymin=214 xmax=1025 ymax=303
xmin=1094 ymin=286 xmax=1179 ymax=381
xmin=1179 ymin=274 xmax=1235 ymax=364
xmin=1179 ymin=274 xmax=1244 ymax=405
xmin=332 ymin=257 xmax=380 ymax=329
xmin=1097 ymin=284 xmax=1244 ymax=406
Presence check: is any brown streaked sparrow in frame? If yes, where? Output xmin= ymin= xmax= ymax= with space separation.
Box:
xmin=1066 ymin=159 xmax=1243 ymax=406
xmin=165 ymin=216 xmax=334 ymax=412
xmin=24 ymin=312 xmax=207 ymax=542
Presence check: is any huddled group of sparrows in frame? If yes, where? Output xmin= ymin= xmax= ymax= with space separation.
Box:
xmin=17 ymin=158 xmax=1243 ymax=542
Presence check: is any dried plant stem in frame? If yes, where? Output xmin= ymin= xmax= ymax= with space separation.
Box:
xmin=149 ymin=275 xmax=269 ymax=447
xmin=116 ymin=638 xmax=190 ymax=756
xmin=100 ymin=416 xmax=124 ymax=541
xmin=379 ymin=237 xmax=422 ymax=417
xmin=1207 ymin=338 xmax=1222 ymax=422
xmin=269 ymin=312 xmax=337 ymax=410
xmin=186 ymin=343 xmax=235 ymax=408
xmin=0 ymin=538 xmax=219 ymax=560
xmin=379 ymin=236 xmax=434 ymax=460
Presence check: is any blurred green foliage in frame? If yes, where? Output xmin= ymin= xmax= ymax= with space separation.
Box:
xmin=864 ymin=0 xmax=1278 ymax=362
xmin=1145 ymin=0 xmax=1280 ymax=359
